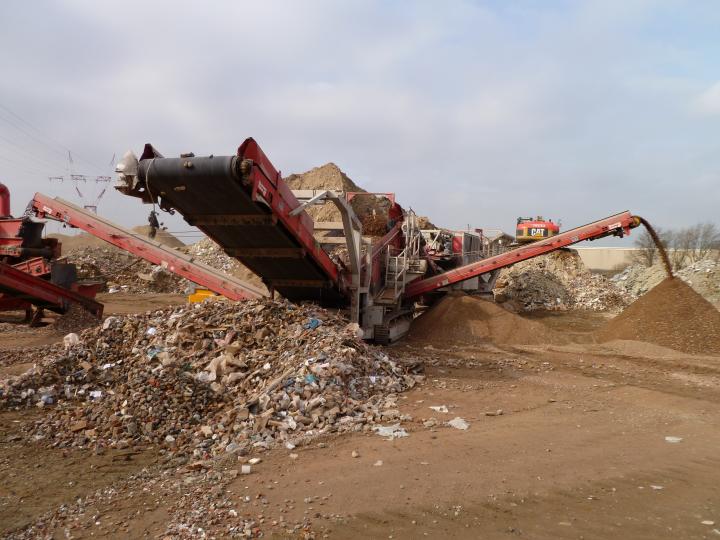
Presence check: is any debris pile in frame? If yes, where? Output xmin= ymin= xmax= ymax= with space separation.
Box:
xmin=186 ymin=238 xmax=267 ymax=293
xmin=596 ymin=278 xmax=720 ymax=355
xmin=613 ymin=255 xmax=720 ymax=306
xmin=494 ymin=250 xmax=631 ymax=311
xmin=408 ymin=293 xmax=566 ymax=346
xmin=66 ymin=246 xmax=186 ymax=294
xmin=1 ymin=299 xmax=418 ymax=457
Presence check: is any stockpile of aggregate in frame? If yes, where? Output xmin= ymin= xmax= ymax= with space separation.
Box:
xmin=408 ymin=293 xmax=565 ymax=346
xmin=596 ymin=278 xmax=720 ymax=355
xmin=0 ymin=299 xmax=418 ymax=457
xmin=613 ymin=255 xmax=720 ymax=306
xmin=494 ymin=250 xmax=631 ymax=312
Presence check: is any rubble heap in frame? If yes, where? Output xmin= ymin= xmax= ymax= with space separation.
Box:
xmin=596 ymin=278 xmax=720 ymax=355
xmin=493 ymin=250 xmax=631 ymax=312
xmin=612 ymin=255 xmax=720 ymax=306
xmin=186 ymin=238 xmax=267 ymax=293
xmin=66 ymin=246 xmax=186 ymax=294
xmin=0 ymin=299 xmax=418 ymax=457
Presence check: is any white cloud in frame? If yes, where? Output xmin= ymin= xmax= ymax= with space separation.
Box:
xmin=693 ymin=81 xmax=720 ymax=116
xmin=0 ymin=0 xmax=718 ymax=237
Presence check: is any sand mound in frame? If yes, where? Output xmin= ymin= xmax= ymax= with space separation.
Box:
xmin=49 ymin=232 xmax=108 ymax=252
xmin=596 ymin=278 xmax=720 ymax=355
xmin=51 ymin=226 xmax=184 ymax=253
xmin=285 ymin=163 xmax=391 ymax=232
xmin=407 ymin=294 xmax=565 ymax=346
xmin=285 ymin=162 xmax=362 ymax=192
xmin=131 ymin=226 xmax=185 ymax=248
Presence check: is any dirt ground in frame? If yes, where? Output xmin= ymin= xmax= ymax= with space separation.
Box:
xmin=2 ymin=296 xmax=720 ymax=539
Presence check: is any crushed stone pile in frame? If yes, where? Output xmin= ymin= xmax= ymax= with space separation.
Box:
xmin=408 ymin=293 xmax=565 ymax=346
xmin=613 ymin=255 xmax=720 ymax=306
xmin=65 ymin=246 xmax=187 ymax=294
xmin=596 ymin=278 xmax=720 ymax=355
xmin=0 ymin=299 xmax=419 ymax=458
xmin=284 ymin=163 xmax=392 ymax=235
xmin=186 ymin=238 xmax=267 ymax=293
xmin=494 ymin=250 xmax=632 ymax=312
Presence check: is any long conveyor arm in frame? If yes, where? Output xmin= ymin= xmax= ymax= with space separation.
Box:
xmin=405 ymin=211 xmax=641 ymax=298
xmin=30 ymin=193 xmax=266 ymax=301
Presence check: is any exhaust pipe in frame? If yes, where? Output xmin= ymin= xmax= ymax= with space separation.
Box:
xmin=0 ymin=182 xmax=10 ymax=217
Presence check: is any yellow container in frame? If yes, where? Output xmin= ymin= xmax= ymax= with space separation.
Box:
xmin=188 ymin=288 xmax=217 ymax=303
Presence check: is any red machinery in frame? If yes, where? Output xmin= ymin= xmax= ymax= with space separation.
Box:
xmin=515 ymin=216 xmax=560 ymax=243
xmin=0 ymin=182 xmax=103 ymax=322
xmin=114 ymin=137 xmax=643 ymax=342
xmin=30 ymin=193 xmax=265 ymax=301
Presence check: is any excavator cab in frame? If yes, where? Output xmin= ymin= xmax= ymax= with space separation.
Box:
xmin=515 ymin=216 xmax=560 ymax=243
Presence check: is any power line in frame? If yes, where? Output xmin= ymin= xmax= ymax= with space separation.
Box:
xmin=0 ymin=103 xmax=108 ymax=174
xmin=0 ymin=132 xmax=70 ymax=171
xmin=0 ymin=153 xmax=55 ymax=177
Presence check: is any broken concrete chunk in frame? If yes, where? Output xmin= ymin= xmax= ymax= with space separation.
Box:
xmin=447 ymin=417 xmax=470 ymax=430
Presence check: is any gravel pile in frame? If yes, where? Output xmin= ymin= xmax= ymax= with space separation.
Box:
xmin=494 ymin=250 xmax=632 ymax=312
xmin=0 ymin=299 xmax=419 ymax=457
xmin=596 ymin=277 xmax=720 ymax=355
xmin=613 ymin=255 xmax=720 ymax=305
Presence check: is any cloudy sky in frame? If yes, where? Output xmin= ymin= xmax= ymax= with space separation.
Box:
xmin=1 ymin=0 xmax=719 ymax=244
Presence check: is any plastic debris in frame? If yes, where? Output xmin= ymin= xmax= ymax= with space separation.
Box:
xmin=63 ymin=333 xmax=81 ymax=349
xmin=303 ymin=318 xmax=322 ymax=330
xmin=447 ymin=417 xmax=470 ymax=430
xmin=429 ymin=405 xmax=449 ymax=413
xmin=373 ymin=424 xmax=409 ymax=440
xmin=664 ymin=436 xmax=683 ymax=443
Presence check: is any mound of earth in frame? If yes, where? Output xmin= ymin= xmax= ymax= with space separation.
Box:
xmin=51 ymin=226 xmax=184 ymax=252
xmin=285 ymin=162 xmax=362 ymax=192
xmin=285 ymin=163 xmax=392 ymax=234
xmin=407 ymin=294 xmax=565 ymax=346
xmin=596 ymin=278 xmax=720 ymax=355
xmin=131 ymin=226 xmax=185 ymax=248
xmin=49 ymin=232 xmax=109 ymax=251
